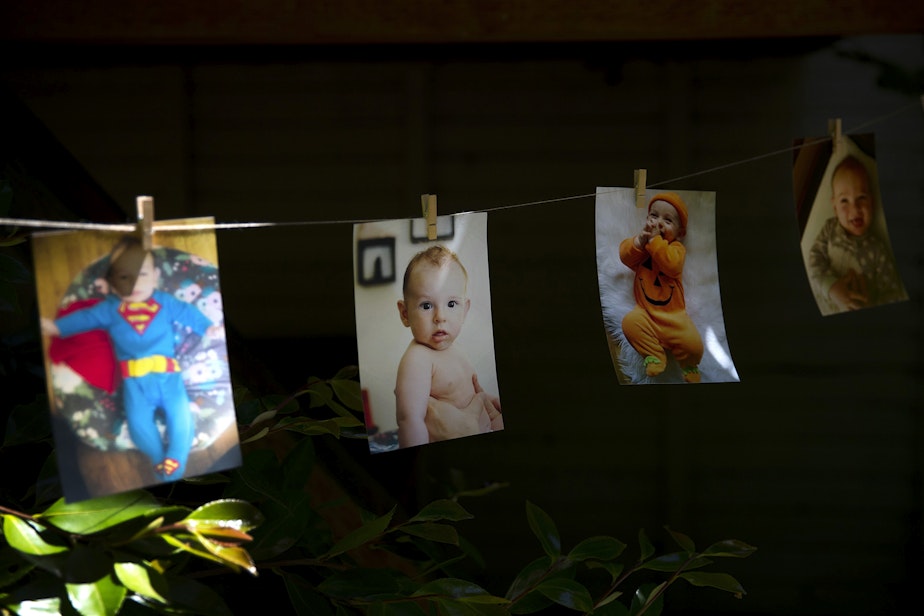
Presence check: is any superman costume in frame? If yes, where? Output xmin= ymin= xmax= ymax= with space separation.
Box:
xmin=54 ymin=290 xmax=212 ymax=480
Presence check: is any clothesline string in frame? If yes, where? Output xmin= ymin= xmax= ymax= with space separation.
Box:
xmin=1 ymin=100 xmax=920 ymax=234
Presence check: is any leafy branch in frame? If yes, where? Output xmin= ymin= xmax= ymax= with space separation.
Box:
xmin=1 ymin=368 xmax=755 ymax=615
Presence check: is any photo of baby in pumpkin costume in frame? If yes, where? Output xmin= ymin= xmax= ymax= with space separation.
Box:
xmin=33 ymin=220 xmax=242 ymax=502
xmin=596 ymin=187 xmax=739 ymax=385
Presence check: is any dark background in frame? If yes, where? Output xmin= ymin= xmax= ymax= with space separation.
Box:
xmin=1 ymin=3 xmax=923 ymax=614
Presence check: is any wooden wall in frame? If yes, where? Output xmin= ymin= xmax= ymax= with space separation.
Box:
xmin=2 ymin=35 xmax=923 ymax=614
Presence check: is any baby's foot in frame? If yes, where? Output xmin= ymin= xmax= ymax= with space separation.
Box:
xmin=682 ymin=366 xmax=701 ymax=383
xmin=161 ymin=458 xmax=180 ymax=477
xmin=644 ymin=355 xmax=665 ymax=376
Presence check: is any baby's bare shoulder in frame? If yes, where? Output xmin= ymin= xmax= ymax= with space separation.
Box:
xmin=399 ymin=341 xmax=437 ymax=368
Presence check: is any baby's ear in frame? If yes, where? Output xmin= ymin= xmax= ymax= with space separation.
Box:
xmin=464 ymin=298 xmax=471 ymax=316
xmin=397 ymin=299 xmax=410 ymax=326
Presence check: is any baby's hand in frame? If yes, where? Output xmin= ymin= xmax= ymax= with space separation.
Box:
xmin=829 ymin=269 xmax=869 ymax=311
xmin=634 ymin=220 xmax=657 ymax=248
xmin=40 ymin=317 xmax=59 ymax=337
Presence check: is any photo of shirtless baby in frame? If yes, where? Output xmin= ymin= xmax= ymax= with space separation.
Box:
xmin=353 ymin=212 xmax=502 ymax=453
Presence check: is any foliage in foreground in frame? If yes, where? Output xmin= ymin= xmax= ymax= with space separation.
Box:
xmin=1 ymin=368 xmax=755 ymax=615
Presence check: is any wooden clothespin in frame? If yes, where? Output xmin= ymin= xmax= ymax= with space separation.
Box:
xmin=634 ymin=169 xmax=647 ymax=208
xmin=136 ymin=195 xmax=154 ymax=250
xmin=828 ymin=118 xmax=843 ymax=158
xmin=421 ymin=193 xmax=437 ymax=241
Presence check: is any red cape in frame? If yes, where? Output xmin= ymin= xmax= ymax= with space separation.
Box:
xmin=48 ymin=298 xmax=119 ymax=394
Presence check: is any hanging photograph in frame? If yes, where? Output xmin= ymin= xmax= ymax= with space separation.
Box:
xmin=354 ymin=212 xmax=503 ymax=454
xmin=596 ymin=188 xmax=739 ymax=385
xmin=792 ymin=132 xmax=907 ymax=316
xmin=32 ymin=219 xmax=241 ymax=502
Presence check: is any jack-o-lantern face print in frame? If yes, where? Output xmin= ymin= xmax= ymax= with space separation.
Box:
xmin=638 ymin=256 xmax=676 ymax=307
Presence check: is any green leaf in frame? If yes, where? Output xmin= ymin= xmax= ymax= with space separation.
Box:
xmin=113 ymin=562 xmax=168 ymax=603
xmin=279 ymin=571 xmax=334 ymax=616
xmin=593 ymin=596 xmax=630 ymax=616
xmin=702 ymin=539 xmax=757 ymax=558
xmin=409 ymin=499 xmax=473 ymax=523
xmin=638 ymin=551 xmax=700 ymax=572
xmin=160 ymin=534 xmax=228 ymax=568
xmin=333 ymin=365 xmax=359 ymax=380
xmin=525 ymin=501 xmax=560 ymax=558
xmin=585 ymin=560 xmax=624 ymax=583
xmin=412 ymin=579 xmax=506 ymax=603
xmin=304 ymin=381 xmax=333 ymax=409
xmin=276 ymin=416 xmax=343 ymax=437
xmin=452 ymin=481 xmax=509 ymax=499
xmin=38 ymin=492 xmax=166 ymax=534
xmin=637 ymin=529 xmax=654 ymax=562
xmin=2 ymin=516 xmax=67 ymax=556
xmin=400 ymin=523 xmax=459 ymax=545
xmin=0 ymin=546 xmax=34 ymax=588
xmin=187 ymin=530 xmax=257 ymax=575
xmin=182 ymin=499 xmax=264 ymax=533
xmin=1 ymin=596 xmax=67 ymax=615
xmin=665 ymin=527 xmax=695 ymax=552
xmin=567 ymin=536 xmax=626 ymax=562
xmin=629 ymin=582 xmax=664 ymax=616
xmin=322 ymin=507 xmax=395 ymax=559
xmin=240 ymin=426 xmax=270 ymax=444
xmin=505 ymin=554 xmax=554 ymax=601
xmin=330 ymin=378 xmax=363 ymax=411
xmin=250 ymin=393 xmax=299 ymax=416
xmin=679 ymin=572 xmax=746 ymax=597
xmin=508 ymin=591 xmax=553 ymax=615
xmin=248 ymin=409 xmax=278 ymax=426
xmin=534 ymin=578 xmax=593 ymax=611
xmin=326 ymin=399 xmax=362 ymax=421
xmin=93 ymin=508 xmax=186 ymax=545
xmin=65 ymin=574 xmax=126 ymax=616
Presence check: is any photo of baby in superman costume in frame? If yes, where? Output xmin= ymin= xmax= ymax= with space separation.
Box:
xmin=38 ymin=231 xmax=238 ymax=496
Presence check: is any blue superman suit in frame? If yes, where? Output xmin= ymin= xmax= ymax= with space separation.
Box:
xmin=55 ymin=290 xmax=212 ymax=480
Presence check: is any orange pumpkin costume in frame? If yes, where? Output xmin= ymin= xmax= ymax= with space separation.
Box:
xmin=618 ymin=192 xmax=703 ymax=383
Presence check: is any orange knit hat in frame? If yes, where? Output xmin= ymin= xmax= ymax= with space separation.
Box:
xmin=648 ymin=192 xmax=688 ymax=231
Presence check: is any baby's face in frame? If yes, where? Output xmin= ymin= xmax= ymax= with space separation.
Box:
xmin=116 ymin=254 xmax=159 ymax=302
xmin=647 ymin=200 xmax=684 ymax=242
xmin=831 ymin=166 xmax=873 ymax=237
xmin=399 ymin=261 xmax=470 ymax=351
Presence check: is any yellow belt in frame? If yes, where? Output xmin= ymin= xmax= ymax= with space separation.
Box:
xmin=121 ymin=355 xmax=180 ymax=378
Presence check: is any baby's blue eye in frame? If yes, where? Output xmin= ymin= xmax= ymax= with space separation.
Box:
xmin=448 ymin=300 xmax=458 ymax=308
xmin=420 ymin=302 xmax=432 ymax=310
